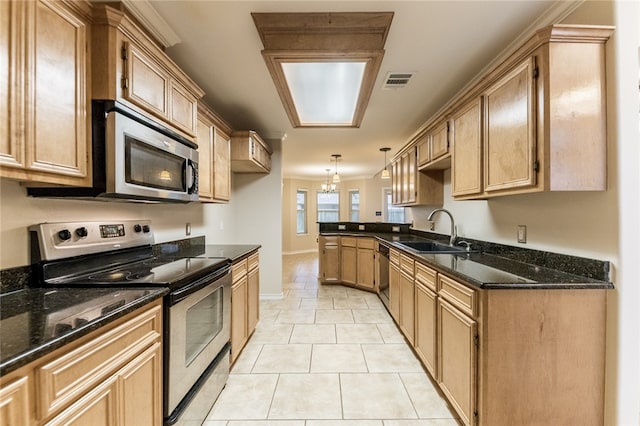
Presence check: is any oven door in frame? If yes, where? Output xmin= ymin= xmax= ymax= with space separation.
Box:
xmin=165 ymin=267 xmax=231 ymax=416
xmin=108 ymin=105 xmax=199 ymax=202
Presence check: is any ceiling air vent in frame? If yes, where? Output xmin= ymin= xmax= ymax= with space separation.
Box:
xmin=382 ymin=72 xmax=414 ymax=89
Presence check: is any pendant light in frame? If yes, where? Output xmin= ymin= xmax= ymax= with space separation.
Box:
xmin=380 ymin=147 xmax=391 ymax=179
xmin=331 ymin=154 xmax=341 ymax=183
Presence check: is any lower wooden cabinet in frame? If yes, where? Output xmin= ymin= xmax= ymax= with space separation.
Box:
xmin=319 ymin=235 xmax=340 ymax=283
xmin=356 ymin=238 xmax=375 ymax=289
xmin=438 ymin=297 xmax=478 ymax=426
xmin=0 ymin=300 xmax=162 ymax=426
xmin=341 ymin=237 xmax=357 ymax=285
xmin=230 ymin=251 xmax=260 ymax=364
xmin=414 ymin=279 xmax=437 ymax=378
xmin=0 ymin=376 xmax=30 ymax=425
xmin=398 ymin=254 xmax=415 ymax=345
xmin=247 ymin=253 xmax=260 ymax=335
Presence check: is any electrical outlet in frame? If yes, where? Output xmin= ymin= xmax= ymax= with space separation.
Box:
xmin=338 ymin=224 xmax=346 ymax=230
xmin=392 ymin=225 xmax=400 ymax=233
xmin=185 ymin=222 xmax=191 ymax=236
xmin=428 ymin=221 xmax=435 ymax=231
xmin=358 ymin=224 xmax=365 ymax=231
xmin=517 ymin=225 xmax=527 ymax=243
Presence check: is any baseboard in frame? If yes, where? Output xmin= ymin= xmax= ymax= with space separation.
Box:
xmin=282 ymin=249 xmax=318 ymax=255
xmin=259 ymin=292 xmax=284 ymax=300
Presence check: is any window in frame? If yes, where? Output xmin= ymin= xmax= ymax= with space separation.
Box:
xmin=296 ymin=190 xmax=307 ymax=234
xmin=384 ymin=189 xmax=405 ymax=223
xmin=349 ymin=190 xmax=360 ymax=222
xmin=317 ymin=192 xmax=340 ymax=222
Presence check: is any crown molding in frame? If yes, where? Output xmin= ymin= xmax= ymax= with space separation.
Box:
xmin=121 ymin=0 xmax=181 ymax=47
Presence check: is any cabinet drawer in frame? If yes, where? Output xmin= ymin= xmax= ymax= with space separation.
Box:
xmin=248 ymin=252 xmax=259 ymax=271
xmin=438 ymin=275 xmax=477 ymax=317
xmin=341 ymin=237 xmax=357 ymax=247
xmin=390 ymin=249 xmax=400 ymax=266
xmin=400 ymin=254 xmax=414 ymax=276
xmin=357 ymin=238 xmax=375 ymax=249
xmin=36 ymin=304 xmax=162 ymax=419
xmin=415 ymin=262 xmax=438 ymax=292
xmin=232 ymin=259 xmax=248 ymax=283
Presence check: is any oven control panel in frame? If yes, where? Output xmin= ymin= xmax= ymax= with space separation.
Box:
xmin=29 ymin=220 xmax=154 ymax=261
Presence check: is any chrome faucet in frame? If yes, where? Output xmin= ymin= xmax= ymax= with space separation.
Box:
xmin=427 ymin=208 xmax=456 ymax=246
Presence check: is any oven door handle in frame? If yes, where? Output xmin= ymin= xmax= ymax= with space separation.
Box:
xmin=169 ymin=265 xmax=230 ymax=305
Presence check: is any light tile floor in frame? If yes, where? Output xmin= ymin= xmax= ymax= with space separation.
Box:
xmin=204 ymin=252 xmax=458 ymax=426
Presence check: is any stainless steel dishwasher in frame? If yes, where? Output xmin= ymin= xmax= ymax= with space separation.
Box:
xmin=378 ymin=244 xmax=390 ymax=309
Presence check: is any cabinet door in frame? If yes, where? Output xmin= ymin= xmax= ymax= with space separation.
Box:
xmin=484 ymin=57 xmax=536 ymax=193
xmin=0 ymin=376 xmax=30 ymax=426
xmin=319 ymin=236 xmax=341 ymax=283
xmin=119 ymin=342 xmax=163 ymax=426
xmin=169 ymin=80 xmax=198 ymax=136
xmin=125 ymin=41 xmax=169 ymax=119
xmin=438 ymin=298 xmax=477 ymax=426
xmin=213 ymin=129 xmax=231 ymax=201
xmin=1 ymin=1 xmax=90 ymax=183
xmin=44 ymin=376 xmax=119 ymax=426
xmin=389 ymin=262 xmax=400 ymax=323
xmin=416 ymin=134 xmax=430 ymax=167
xmin=399 ymin=270 xmax=415 ymax=344
xmin=451 ymin=97 xmax=483 ymax=197
xmin=430 ymin=121 xmax=449 ymax=161
xmin=415 ymin=282 xmax=437 ymax=378
xmin=341 ymin=246 xmax=357 ymax=285
xmin=231 ymin=278 xmax=248 ymax=363
xmin=391 ymin=159 xmax=401 ymax=205
xmin=247 ymin=264 xmax=260 ymax=333
xmin=356 ymin=247 xmax=375 ymax=289
xmin=0 ymin=1 xmax=22 ymax=170
xmin=197 ymin=115 xmax=214 ymax=200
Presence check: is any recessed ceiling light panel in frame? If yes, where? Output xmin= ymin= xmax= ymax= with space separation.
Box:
xmin=252 ymin=12 xmax=394 ymax=128
xmin=282 ymin=62 xmax=366 ymax=125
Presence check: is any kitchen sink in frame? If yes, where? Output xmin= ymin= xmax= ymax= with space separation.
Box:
xmin=397 ymin=240 xmax=476 ymax=254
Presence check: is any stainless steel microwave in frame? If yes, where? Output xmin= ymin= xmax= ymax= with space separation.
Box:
xmin=28 ymin=100 xmax=199 ymax=203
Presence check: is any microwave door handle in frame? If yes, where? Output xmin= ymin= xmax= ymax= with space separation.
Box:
xmin=186 ymin=160 xmax=197 ymax=194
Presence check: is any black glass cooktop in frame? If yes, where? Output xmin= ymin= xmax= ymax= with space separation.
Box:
xmin=45 ymin=256 xmax=228 ymax=287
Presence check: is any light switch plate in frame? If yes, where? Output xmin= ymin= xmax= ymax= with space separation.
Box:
xmin=358 ymin=224 xmax=365 ymax=231
xmin=517 ymin=225 xmax=527 ymax=243
xmin=392 ymin=225 xmax=400 ymax=233
xmin=338 ymin=224 xmax=346 ymax=230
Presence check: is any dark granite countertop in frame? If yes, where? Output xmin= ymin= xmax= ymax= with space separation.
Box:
xmin=156 ymin=243 xmax=261 ymax=263
xmin=322 ymin=231 xmax=613 ymax=290
xmin=0 ymin=287 xmax=167 ymax=376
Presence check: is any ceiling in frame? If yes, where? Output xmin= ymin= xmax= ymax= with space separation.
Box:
xmin=147 ymin=1 xmax=557 ymax=181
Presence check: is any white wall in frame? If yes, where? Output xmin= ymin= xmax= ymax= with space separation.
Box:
xmin=0 ymin=179 xmax=236 ymax=268
xmin=233 ymin=138 xmax=283 ymax=298
xmin=0 ymin=156 xmax=282 ymax=298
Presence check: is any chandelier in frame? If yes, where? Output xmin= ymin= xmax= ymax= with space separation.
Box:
xmin=321 ymin=169 xmax=337 ymax=193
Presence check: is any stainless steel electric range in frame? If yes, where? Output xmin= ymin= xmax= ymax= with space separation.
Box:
xmin=29 ymin=220 xmax=231 ymax=425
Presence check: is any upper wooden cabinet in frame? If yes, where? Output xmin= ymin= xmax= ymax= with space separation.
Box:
xmin=230 ymin=131 xmax=272 ymax=173
xmin=91 ymin=3 xmax=204 ymax=140
xmin=451 ymin=97 xmax=483 ymax=198
xmin=197 ymin=102 xmax=232 ymax=203
xmin=483 ymin=57 xmax=536 ymax=194
xmin=392 ymin=146 xmax=443 ymax=206
xmin=1 ymin=0 xmax=92 ymax=185
xmin=470 ymin=25 xmax=612 ymax=198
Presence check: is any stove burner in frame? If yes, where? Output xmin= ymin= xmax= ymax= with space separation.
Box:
xmin=89 ymin=271 xmax=132 ymax=282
